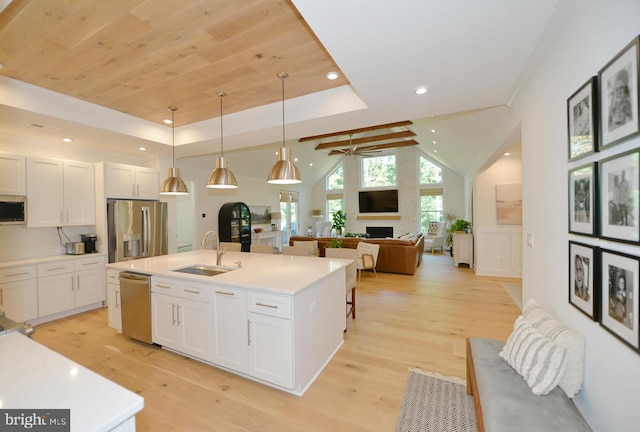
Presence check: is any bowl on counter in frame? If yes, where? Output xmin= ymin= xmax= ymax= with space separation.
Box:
xmin=253 ymin=228 xmax=263 ymax=233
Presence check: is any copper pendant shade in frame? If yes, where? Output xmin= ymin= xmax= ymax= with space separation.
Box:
xmin=160 ymin=106 xmax=189 ymax=195
xmin=267 ymin=72 xmax=301 ymax=184
xmin=207 ymin=92 xmax=238 ymax=189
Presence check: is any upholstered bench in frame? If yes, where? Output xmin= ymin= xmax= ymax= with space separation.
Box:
xmin=466 ymin=300 xmax=592 ymax=432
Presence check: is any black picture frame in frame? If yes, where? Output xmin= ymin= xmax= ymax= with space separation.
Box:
xmin=569 ymin=241 xmax=599 ymax=321
xmin=599 ymin=148 xmax=639 ymax=243
xmin=600 ymin=248 xmax=639 ymax=352
xmin=568 ymin=163 xmax=597 ymax=236
xmin=599 ymin=36 xmax=640 ymax=149
xmin=568 ymin=76 xmax=598 ymax=161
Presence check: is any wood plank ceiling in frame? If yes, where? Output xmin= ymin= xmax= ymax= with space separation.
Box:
xmin=0 ymin=0 xmax=348 ymax=127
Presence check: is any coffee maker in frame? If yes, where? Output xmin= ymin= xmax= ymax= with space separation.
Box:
xmin=81 ymin=234 xmax=98 ymax=253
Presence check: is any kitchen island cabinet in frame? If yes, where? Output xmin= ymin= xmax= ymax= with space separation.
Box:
xmin=108 ymin=250 xmax=349 ymax=396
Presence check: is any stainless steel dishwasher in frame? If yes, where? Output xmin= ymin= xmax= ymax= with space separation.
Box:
xmin=119 ymin=272 xmax=152 ymax=344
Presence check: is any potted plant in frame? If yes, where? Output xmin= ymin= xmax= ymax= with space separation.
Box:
xmin=326 ymin=238 xmax=343 ymax=248
xmin=332 ymin=210 xmax=347 ymax=236
xmin=447 ymin=219 xmax=472 ymax=256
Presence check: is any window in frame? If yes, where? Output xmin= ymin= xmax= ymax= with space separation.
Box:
xmin=326 ymin=163 xmax=344 ymax=190
xmin=420 ymin=155 xmax=443 ymax=184
xmin=326 ymin=193 xmax=344 ymax=225
xmin=362 ymin=154 xmax=396 ymax=188
xmin=420 ymin=188 xmax=444 ymax=231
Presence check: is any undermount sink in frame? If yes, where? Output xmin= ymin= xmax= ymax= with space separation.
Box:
xmin=172 ymin=265 xmax=234 ymax=277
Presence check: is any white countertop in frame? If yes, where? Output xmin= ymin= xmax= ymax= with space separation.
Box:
xmin=107 ymin=250 xmax=350 ymax=295
xmin=0 ymin=253 xmax=106 ymax=269
xmin=0 ymin=332 xmax=143 ymax=432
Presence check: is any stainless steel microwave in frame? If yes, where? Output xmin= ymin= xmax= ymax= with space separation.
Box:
xmin=0 ymin=195 xmax=27 ymax=225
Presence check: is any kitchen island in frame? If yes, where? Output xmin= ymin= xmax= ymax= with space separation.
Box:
xmin=107 ymin=250 xmax=349 ymax=396
xmin=0 ymin=332 xmax=143 ymax=432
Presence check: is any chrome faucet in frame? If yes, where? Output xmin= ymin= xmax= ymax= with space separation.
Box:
xmin=201 ymin=231 xmax=225 ymax=265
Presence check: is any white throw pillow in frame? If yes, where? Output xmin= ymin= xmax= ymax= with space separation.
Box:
xmin=499 ymin=316 xmax=568 ymax=395
xmin=522 ymin=299 xmax=585 ymax=398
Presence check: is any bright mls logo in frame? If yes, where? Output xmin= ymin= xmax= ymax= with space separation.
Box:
xmin=0 ymin=409 xmax=70 ymax=431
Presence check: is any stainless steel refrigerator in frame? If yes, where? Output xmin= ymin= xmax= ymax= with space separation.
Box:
xmin=107 ymin=200 xmax=168 ymax=263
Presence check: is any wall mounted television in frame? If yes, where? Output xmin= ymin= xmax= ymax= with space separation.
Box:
xmin=359 ymin=189 xmax=399 ymax=213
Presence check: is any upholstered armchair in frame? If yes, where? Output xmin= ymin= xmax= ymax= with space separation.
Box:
xmin=423 ymin=221 xmax=446 ymax=253
xmin=293 ymin=240 xmax=319 ymax=256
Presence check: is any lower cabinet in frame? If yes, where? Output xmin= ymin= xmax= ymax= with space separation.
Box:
xmin=453 ymin=233 xmax=474 ymax=268
xmin=107 ymin=269 xmax=122 ymax=331
xmin=211 ymin=287 xmax=248 ymax=373
xmin=0 ymin=264 xmax=38 ymax=322
xmin=37 ymin=256 xmax=106 ymax=318
xmin=151 ymin=278 xmax=211 ymax=362
xmin=248 ymin=311 xmax=293 ymax=389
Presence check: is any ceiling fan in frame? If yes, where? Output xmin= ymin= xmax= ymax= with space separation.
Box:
xmin=300 ymin=120 xmax=419 ymax=156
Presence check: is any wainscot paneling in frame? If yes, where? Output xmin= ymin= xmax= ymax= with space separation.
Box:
xmin=474 ymin=227 xmax=522 ymax=278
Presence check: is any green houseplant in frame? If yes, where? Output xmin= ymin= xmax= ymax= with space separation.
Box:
xmin=331 ymin=210 xmax=347 ymax=236
xmin=447 ymin=219 xmax=472 ymax=255
xmin=326 ymin=238 xmax=343 ymax=248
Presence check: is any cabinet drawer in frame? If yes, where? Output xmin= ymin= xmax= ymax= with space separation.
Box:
xmin=107 ymin=269 xmax=121 ymax=285
xmin=37 ymin=261 xmax=74 ymax=277
xmin=179 ymin=281 xmax=209 ymax=302
xmin=247 ymin=291 xmax=292 ymax=319
xmin=0 ymin=265 xmax=36 ymax=282
xmin=151 ymin=277 xmax=179 ymax=295
xmin=74 ymin=256 xmax=106 ymax=271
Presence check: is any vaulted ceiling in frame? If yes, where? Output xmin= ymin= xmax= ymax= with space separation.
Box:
xmin=0 ymin=0 xmax=558 ymax=183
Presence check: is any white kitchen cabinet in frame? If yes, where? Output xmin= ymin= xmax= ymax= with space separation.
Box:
xmin=107 ymin=269 xmax=122 ymax=331
xmin=151 ymin=277 xmax=211 ymax=361
xmin=74 ymin=256 xmax=106 ymax=307
xmin=0 ymin=264 xmax=37 ymax=322
xmin=453 ymin=233 xmax=474 ymax=268
xmin=26 ymin=157 xmax=95 ymax=227
xmin=37 ymin=256 xmax=105 ymax=318
xmin=211 ymin=286 xmax=248 ymax=373
xmin=105 ymin=163 xmax=159 ymax=200
xmin=247 ymin=291 xmax=293 ymax=389
xmin=0 ymin=153 xmax=26 ymax=195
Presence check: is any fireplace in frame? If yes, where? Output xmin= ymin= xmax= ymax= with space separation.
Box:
xmin=366 ymin=226 xmax=393 ymax=238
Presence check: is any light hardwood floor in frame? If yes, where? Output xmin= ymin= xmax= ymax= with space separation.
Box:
xmin=31 ymin=253 xmax=521 ymax=432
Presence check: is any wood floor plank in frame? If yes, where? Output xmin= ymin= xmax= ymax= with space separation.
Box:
xmin=31 ymin=252 xmax=520 ymax=431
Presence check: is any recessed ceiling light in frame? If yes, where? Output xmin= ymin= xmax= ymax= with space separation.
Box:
xmin=326 ymin=71 xmax=339 ymax=80
xmin=163 ymin=118 xmax=172 ymax=125
xmin=434 ymin=149 xmax=438 ymax=153
xmin=309 ymin=163 xmax=313 ymax=167
xmin=430 ymin=128 xmax=436 ymax=133
xmin=432 ymin=140 xmax=436 ymax=144
xmin=504 ymin=152 xmax=511 ymax=156
xmin=415 ymin=87 xmax=428 ymax=95
xmin=62 ymin=137 xmax=73 ymax=142
xmin=139 ymin=147 xmax=147 ymax=151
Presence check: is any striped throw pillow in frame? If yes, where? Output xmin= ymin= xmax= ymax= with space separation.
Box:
xmin=499 ymin=316 xmax=569 ymax=395
xmin=523 ymin=299 xmax=585 ymax=398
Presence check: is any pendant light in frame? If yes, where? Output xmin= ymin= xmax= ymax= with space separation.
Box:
xmin=207 ymin=91 xmax=238 ymax=189
xmin=267 ymin=72 xmax=302 ymax=184
xmin=160 ymin=106 xmax=189 ymax=195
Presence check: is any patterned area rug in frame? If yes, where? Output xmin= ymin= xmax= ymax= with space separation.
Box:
xmin=502 ymin=283 xmax=523 ymax=310
xmin=395 ymin=369 xmax=477 ymax=432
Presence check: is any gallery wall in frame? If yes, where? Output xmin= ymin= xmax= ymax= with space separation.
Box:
xmin=494 ymin=1 xmax=640 ymax=430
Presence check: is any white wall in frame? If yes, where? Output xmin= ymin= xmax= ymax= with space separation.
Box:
xmin=310 ymin=147 xmax=465 ymax=237
xmin=475 ymin=153 xmax=523 ymax=277
xmin=483 ymin=1 xmax=640 ymax=430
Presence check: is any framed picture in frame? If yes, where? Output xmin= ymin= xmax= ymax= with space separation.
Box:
xmin=569 ymin=241 xmax=599 ymax=320
xmin=599 ymin=148 xmax=639 ymax=243
xmin=568 ymin=163 xmax=597 ymax=236
xmin=600 ymin=249 xmax=639 ymax=352
xmin=599 ymin=36 xmax=640 ymax=149
xmin=249 ymin=206 xmax=271 ymax=224
xmin=567 ymin=76 xmax=598 ymax=161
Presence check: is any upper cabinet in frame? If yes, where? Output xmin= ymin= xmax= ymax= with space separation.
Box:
xmin=105 ymin=163 xmax=159 ymax=200
xmin=0 ymin=153 xmax=26 ymax=195
xmin=26 ymin=157 xmax=95 ymax=227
